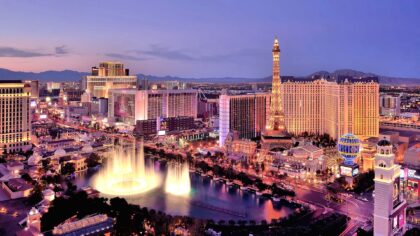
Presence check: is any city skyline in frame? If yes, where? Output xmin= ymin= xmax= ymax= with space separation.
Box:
xmin=1 ymin=1 xmax=420 ymax=78
xmin=0 ymin=2 xmax=419 ymax=235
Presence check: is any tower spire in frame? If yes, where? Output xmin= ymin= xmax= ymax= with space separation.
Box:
xmin=268 ymin=37 xmax=285 ymax=132
xmin=261 ymin=37 xmax=293 ymax=151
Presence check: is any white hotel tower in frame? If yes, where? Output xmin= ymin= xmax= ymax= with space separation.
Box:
xmin=374 ymin=139 xmax=407 ymax=236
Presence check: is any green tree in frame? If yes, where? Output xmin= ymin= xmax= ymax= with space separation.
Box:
xmin=42 ymin=158 xmax=51 ymax=171
xmin=61 ymin=162 xmax=75 ymax=176
xmin=28 ymin=183 xmax=44 ymax=205
xmin=86 ymin=153 xmax=101 ymax=168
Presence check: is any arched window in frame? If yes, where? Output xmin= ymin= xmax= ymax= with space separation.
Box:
xmin=378 ymin=161 xmax=386 ymax=168
xmin=380 ymin=174 xmax=383 ymax=179
xmin=381 ymin=150 xmax=384 ymax=154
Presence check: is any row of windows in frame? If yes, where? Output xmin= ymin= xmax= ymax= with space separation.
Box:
xmin=0 ymin=88 xmax=24 ymax=94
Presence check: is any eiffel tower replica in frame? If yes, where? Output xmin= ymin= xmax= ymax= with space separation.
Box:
xmin=261 ymin=37 xmax=293 ymax=151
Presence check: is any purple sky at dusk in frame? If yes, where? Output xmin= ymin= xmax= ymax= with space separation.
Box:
xmin=0 ymin=1 xmax=420 ymax=78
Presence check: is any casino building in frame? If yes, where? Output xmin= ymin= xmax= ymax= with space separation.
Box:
xmin=282 ymin=75 xmax=379 ymax=140
xmin=82 ymin=62 xmax=137 ymax=99
xmin=219 ymin=91 xmax=270 ymax=146
xmin=0 ymin=80 xmax=32 ymax=154
xmin=108 ymin=89 xmax=198 ymax=125
xmin=262 ymin=37 xmax=379 ymax=143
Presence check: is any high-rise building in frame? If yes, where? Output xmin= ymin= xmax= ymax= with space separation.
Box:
xmin=24 ymin=80 xmax=39 ymax=100
xmin=198 ymin=98 xmax=219 ymax=119
xmin=108 ymin=89 xmax=198 ymax=125
xmin=219 ymin=92 xmax=270 ymax=146
xmin=47 ymin=81 xmax=61 ymax=92
xmin=380 ymin=94 xmax=401 ymax=117
xmin=261 ymin=37 xmax=293 ymax=150
xmin=0 ymin=80 xmax=32 ymax=154
xmin=82 ymin=62 xmax=137 ymax=98
xmin=373 ymin=139 xmax=407 ymax=236
xmin=281 ymin=76 xmax=379 ymax=140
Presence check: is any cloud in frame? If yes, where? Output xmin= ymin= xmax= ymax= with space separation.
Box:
xmin=0 ymin=45 xmax=70 ymax=58
xmin=136 ymin=44 xmax=195 ymax=61
xmin=106 ymin=45 xmax=265 ymax=63
xmin=55 ymin=45 xmax=69 ymax=55
xmin=0 ymin=47 xmax=53 ymax=57
xmin=105 ymin=53 xmax=149 ymax=61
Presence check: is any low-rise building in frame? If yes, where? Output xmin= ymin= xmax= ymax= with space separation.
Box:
xmin=67 ymin=155 xmax=87 ymax=173
xmin=50 ymin=214 xmax=114 ymax=236
xmin=1 ymin=178 xmax=33 ymax=199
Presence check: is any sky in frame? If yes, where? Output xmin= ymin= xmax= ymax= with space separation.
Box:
xmin=0 ymin=0 xmax=420 ymax=78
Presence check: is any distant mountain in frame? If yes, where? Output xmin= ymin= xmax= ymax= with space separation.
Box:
xmin=0 ymin=68 xmax=88 ymax=82
xmin=0 ymin=68 xmax=418 ymax=85
xmin=310 ymin=69 xmax=420 ymax=85
xmin=136 ymin=73 xmax=270 ymax=84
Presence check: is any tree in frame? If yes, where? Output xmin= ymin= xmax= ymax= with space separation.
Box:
xmin=42 ymin=158 xmax=51 ymax=171
xmin=21 ymin=173 xmax=33 ymax=182
xmin=86 ymin=153 xmax=101 ymax=168
xmin=61 ymin=162 xmax=75 ymax=176
xmin=28 ymin=183 xmax=44 ymax=205
xmin=353 ymin=170 xmax=375 ymax=194
xmin=65 ymin=181 xmax=77 ymax=196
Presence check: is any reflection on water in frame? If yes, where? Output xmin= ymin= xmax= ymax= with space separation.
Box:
xmin=75 ymin=160 xmax=293 ymax=221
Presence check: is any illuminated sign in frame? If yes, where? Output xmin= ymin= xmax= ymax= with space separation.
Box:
xmin=393 ymin=177 xmax=401 ymax=207
xmin=352 ymin=168 xmax=359 ymax=176
xmin=407 ymin=169 xmax=420 ymax=180
xmin=340 ymin=165 xmax=359 ymax=177
xmin=158 ymin=130 xmax=166 ymax=136
xmin=39 ymin=114 xmax=47 ymax=119
xmin=340 ymin=166 xmax=352 ymax=177
xmin=30 ymin=100 xmax=37 ymax=107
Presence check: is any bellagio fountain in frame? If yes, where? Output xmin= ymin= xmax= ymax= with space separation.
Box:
xmin=165 ymin=159 xmax=191 ymax=196
xmin=92 ymin=139 xmax=191 ymax=197
xmin=92 ymin=141 xmax=160 ymax=196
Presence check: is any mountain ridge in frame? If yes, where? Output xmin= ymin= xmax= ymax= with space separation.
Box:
xmin=0 ymin=68 xmax=418 ymax=85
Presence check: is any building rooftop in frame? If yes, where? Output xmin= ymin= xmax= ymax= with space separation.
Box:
xmin=0 ymin=80 xmax=23 ymax=83
xmin=280 ymin=75 xmax=379 ymax=84
xmin=378 ymin=139 xmax=392 ymax=146
xmin=47 ymin=214 xmax=114 ymax=236
xmin=5 ymin=178 xmax=33 ymax=192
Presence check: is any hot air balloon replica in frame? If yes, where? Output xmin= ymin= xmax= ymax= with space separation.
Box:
xmin=337 ymin=133 xmax=361 ymax=179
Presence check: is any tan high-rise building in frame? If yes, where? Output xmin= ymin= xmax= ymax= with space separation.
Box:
xmin=219 ymin=92 xmax=270 ymax=146
xmin=282 ymin=76 xmax=379 ymax=140
xmin=0 ymin=80 xmax=32 ymax=154
xmin=83 ymin=62 xmax=137 ymax=98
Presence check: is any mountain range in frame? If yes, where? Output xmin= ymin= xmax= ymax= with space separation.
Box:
xmin=0 ymin=68 xmax=418 ymax=85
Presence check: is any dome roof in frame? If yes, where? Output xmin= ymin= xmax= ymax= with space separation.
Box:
xmin=54 ymin=148 xmax=66 ymax=156
xmin=377 ymin=139 xmax=391 ymax=146
xmin=28 ymin=154 xmax=42 ymax=166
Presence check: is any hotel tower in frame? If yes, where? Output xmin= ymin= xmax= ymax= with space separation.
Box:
xmin=82 ymin=62 xmax=137 ymax=98
xmin=0 ymin=80 xmax=32 ymax=154
xmin=219 ymin=91 xmax=270 ymax=147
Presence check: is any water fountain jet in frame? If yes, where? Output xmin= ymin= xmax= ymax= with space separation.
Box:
xmin=165 ymin=160 xmax=191 ymax=196
xmin=93 ymin=141 xmax=159 ymax=196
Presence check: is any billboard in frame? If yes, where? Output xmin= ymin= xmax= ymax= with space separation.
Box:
xmin=340 ymin=165 xmax=359 ymax=177
xmin=114 ymin=94 xmax=135 ymax=120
